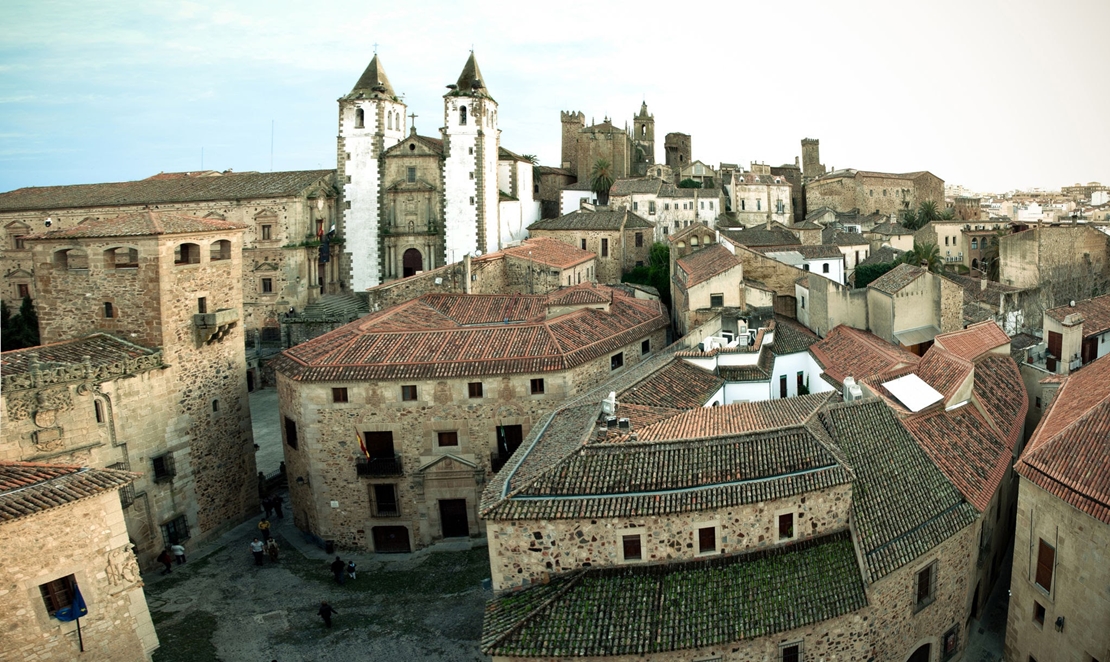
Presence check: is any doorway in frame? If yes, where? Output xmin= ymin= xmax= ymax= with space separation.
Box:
xmin=907 ymin=644 xmax=931 ymax=662
xmin=372 ymin=526 xmax=411 ymax=553
xmin=439 ymin=499 xmax=469 ymax=538
xmin=402 ymin=248 xmax=423 ymax=278
xmin=496 ymin=425 xmax=524 ymax=462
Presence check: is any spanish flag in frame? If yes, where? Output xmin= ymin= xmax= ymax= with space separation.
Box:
xmin=358 ymin=432 xmax=370 ymax=459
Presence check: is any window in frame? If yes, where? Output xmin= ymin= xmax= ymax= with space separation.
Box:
xmin=710 ymin=293 xmax=724 ymax=308
xmin=1035 ymin=539 xmax=1055 ymax=592
xmin=39 ymin=576 xmax=75 ymax=617
xmin=372 ymin=484 xmax=400 ymax=517
xmin=709 ymin=201 xmax=713 ymax=210
xmin=468 ymin=382 xmax=483 ymax=398
xmin=18 ymin=283 xmax=30 ymax=299
xmin=332 ymin=387 xmax=349 ymax=403
xmin=635 ymin=232 xmax=643 ymax=247
xmin=915 ymin=561 xmax=937 ymax=611
xmin=601 ymin=238 xmax=609 ymax=257
xmin=665 ymin=203 xmax=670 ymax=210
xmin=1035 ymin=396 xmax=1041 ymax=409
xmin=469 ymin=196 xmax=475 ymax=205
xmin=261 ymin=224 xmax=272 ymax=240
xmin=801 ymin=295 xmax=806 ymax=309
xmin=161 ymin=514 xmax=190 ymax=545
xmin=698 ymin=526 xmax=716 ymax=554
xmin=197 ymin=297 xmax=207 ymax=314
xmin=530 ymin=378 xmax=545 ymax=395
xmin=757 ymin=199 xmax=761 ymax=211
xmin=105 ymin=246 xmax=139 ymax=268
xmin=641 ymin=339 xmax=651 ymax=355
xmin=1033 ymin=600 xmax=1045 ymax=626
xmin=437 ymin=431 xmax=459 ymax=447
xmin=13 ymin=235 xmax=27 ymax=250
xmin=459 ymin=105 xmax=467 ymax=125
xmin=354 ymin=108 xmax=364 ymax=128
xmin=407 ymin=167 xmax=416 ymax=183
xmin=261 ymin=278 xmax=273 ymax=294
xmin=633 ymin=201 xmax=638 ymax=211
xmin=152 ymin=453 xmax=175 ymax=483
xmin=781 ymin=643 xmax=802 ymax=662
xmin=581 ymin=238 xmax=587 ymax=250
xmin=622 ymin=534 xmax=642 ymax=561
xmin=174 ymin=243 xmax=200 ymax=265
xmin=284 ymin=416 xmax=298 ymax=449
xmin=972 ymin=238 xmax=978 ymax=249
xmin=401 ymin=385 xmax=418 ymax=401
xmin=104 ymin=302 xmax=114 ymax=318
xmin=345 ymin=201 xmax=351 ymax=209
xmin=210 ymin=240 xmax=231 ymax=261
xmin=778 ymin=513 xmax=794 ymax=539
xmin=94 ymin=400 xmax=104 ymax=424
xmin=611 ymin=352 xmax=624 ymax=371
xmin=945 ymin=236 xmax=950 ymax=246
xmin=822 ymin=263 xmax=830 ymax=273
xmin=469 ymin=171 xmax=474 ymax=180
xmin=803 ymin=264 xmax=810 ymax=271
xmin=109 ymin=462 xmax=134 ymax=508
xmin=648 ymin=201 xmax=656 ymax=214
xmin=211 ymin=399 xmax=219 ymax=413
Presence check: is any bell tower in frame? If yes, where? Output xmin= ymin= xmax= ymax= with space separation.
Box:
xmin=632 ymin=101 xmax=654 ymax=176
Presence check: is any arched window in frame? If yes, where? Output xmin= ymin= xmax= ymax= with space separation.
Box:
xmin=971 ymin=238 xmax=978 ymax=249
xmin=210 ymin=239 xmax=231 ymax=261
xmin=53 ymin=248 xmax=88 ymax=270
xmin=355 ymin=108 xmax=364 ymax=129
xmin=174 ymin=243 xmax=200 ymax=265
xmin=387 ymin=111 xmax=392 ymax=130
xmin=459 ymin=105 xmax=467 ymax=125
xmin=104 ymin=246 xmax=138 ymax=269
xmin=691 ymin=236 xmax=699 ymax=246
xmin=104 ymin=302 xmax=114 ymax=318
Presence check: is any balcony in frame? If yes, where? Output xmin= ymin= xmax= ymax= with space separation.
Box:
xmin=372 ymin=503 xmax=401 ymax=517
xmin=193 ymin=308 xmax=239 ymax=345
xmin=357 ymin=455 xmax=404 ymax=477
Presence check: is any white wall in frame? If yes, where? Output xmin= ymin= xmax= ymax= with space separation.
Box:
xmin=723 ymin=381 xmax=770 ymax=404
xmin=561 ymin=190 xmax=595 ymax=215
xmin=771 ymin=351 xmax=826 ymax=399
xmin=807 ymin=257 xmax=844 ymax=284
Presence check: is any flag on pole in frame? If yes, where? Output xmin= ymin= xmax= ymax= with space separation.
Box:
xmin=53 ymin=581 xmax=88 ymax=622
xmin=358 ymin=432 xmax=370 ymax=459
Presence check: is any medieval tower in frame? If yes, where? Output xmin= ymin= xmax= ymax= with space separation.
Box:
xmin=664 ymin=132 xmax=692 ymax=168
xmin=338 ymin=55 xmax=406 ymax=291
xmin=632 ymin=102 xmax=655 ymax=176
xmin=443 ymin=53 xmax=500 ymax=258
xmin=801 ymin=137 xmax=826 ymax=182
xmin=560 ymin=111 xmax=586 ymax=176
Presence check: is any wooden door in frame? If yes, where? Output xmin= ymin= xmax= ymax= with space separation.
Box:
xmin=402 ymin=248 xmax=423 ymax=278
xmin=439 ymin=499 xmax=469 ymax=538
xmin=1082 ymin=336 xmax=1097 ymax=365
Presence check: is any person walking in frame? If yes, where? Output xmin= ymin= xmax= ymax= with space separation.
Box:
xmin=266 ymin=538 xmax=280 ymax=562
xmin=346 ymin=560 xmax=357 ymax=581
xmin=171 ymin=542 xmax=186 ymax=565
xmin=157 ymin=548 xmax=173 ymax=575
xmin=258 ymin=517 xmax=272 ymax=541
xmin=317 ymin=600 xmax=337 ymax=628
xmin=262 ymin=496 xmax=274 ymax=519
xmin=250 ymin=538 xmax=265 ymax=566
xmin=272 ymin=495 xmax=284 ymax=519
xmin=330 ymin=556 xmax=345 ymax=585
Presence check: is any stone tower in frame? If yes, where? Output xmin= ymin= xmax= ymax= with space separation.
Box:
xmin=801 ymin=138 xmax=826 ymax=182
xmin=665 ymin=133 xmax=692 ymax=169
xmin=632 ymin=102 xmax=655 ymax=176
xmin=560 ymin=110 xmax=585 ymax=176
xmin=338 ymin=55 xmax=407 ymax=291
xmin=443 ymin=53 xmax=500 ymax=258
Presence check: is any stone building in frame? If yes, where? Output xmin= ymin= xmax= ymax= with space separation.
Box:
xmin=664 ymin=132 xmax=692 ymax=169
xmin=527 ymin=209 xmax=654 ymax=284
xmin=0 ymin=212 xmax=258 ymax=566
xmin=631 ymin=102 xmax=655 ymax=177
xmin=770 ymin=159 xmax=805 ymax=223
xmin=731 ymin=164 xmax=794 ymax=227
xmin=0 ymin=169 xmax=338 ymax=335
xmin=806 ymin=169 xmax=944 ymax=218
xmin=671 ymin=243 xmax=744 ymax=335
xmin=533 ymin=165 xmax=576 ymax=219
xmin=1004 ymin=352 xmax=1110 ymax=662
xmin=608 ymin=178 xmax=722 ymax=240
xmin=801 ymin=137 xmax=826 ymax=183
xmin=864 ymin=264 xmax=963 ymax=354
xmin=998 ymin=223 xmax=1110 ymax=291
xmin=269 ymin=284 xmax=668 ymax=552
xmin=559 ymin=104 xmax=659 ymax=181
xmin=0 ymin=462 xmax=158 ymax=662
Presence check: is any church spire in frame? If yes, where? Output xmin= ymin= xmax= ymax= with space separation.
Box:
xmin=349 ymin=54 xmax=396 ymax=99
xmin=452 ymin=52 xmax=490 ymax=98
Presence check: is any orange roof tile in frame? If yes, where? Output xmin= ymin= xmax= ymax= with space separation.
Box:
xmin=634 ymin=393 xmax=831 ymax=441
xmin=675 ymin=244 xmax=741 ymax=287
xmin=933 ymin=321 xmax=1010 ymax=361
xmin=1045 ymin=293 xmax=1110 ymax=338
xmin=503 ymin=237 xmax=595 ymax=269
xmin=0 ymin=462 xmax=137 ymax=522
xmin=810 ymin=325 xmax=919 ymax=388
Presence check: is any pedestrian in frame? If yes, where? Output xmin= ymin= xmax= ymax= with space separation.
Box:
xmin=317 ymin=600 xmax=337 ymax=628
xmin=266 ymin=538 xmax=280 ymax=562
xmin=262 ymin=495 xmax=274 ymax=518
xmin=272 ymin=495 xmax=284 ymax=520
xmin=346 ymin=560 xmax=357 ymax=581
xmin=330 ymin=555 xmax=346 ymax=585
xmin=258 ymin=517 xmax=272 ymax=541
xmin=171 ymin=542 xmax=186 ymax=565
xmin=157 ymin=548 xmax=173 ymax=575
xmin=250 ymin=538 xmax=265 ymax=566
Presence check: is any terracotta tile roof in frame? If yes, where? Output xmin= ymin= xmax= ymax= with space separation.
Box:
xmin=0 ymin=169 xmax=334 ymax=212
xmin=822 ymin=228 xmax=870 ymax=246
xmin=771 ymin=317 xmax=819 ymax=355
xmin=271 ymin=285 xmax=668 ymax=381
xmin=913 ymin=347 xmax=974 ymax=402
xmin=481 ymin=532 xmax=866 ymax=657
xmin=869 ymin=221 xmax=914 ymax=235
xmin=617 ymin=358 xmax=724 ymax=410
xmin=857 ymin=246 xmax=905 ymax=268
xmin=809 ymin=325 xmax=919 ymax=388
xmin=0 ymin=462 xmax=137 ymax=523
xmin=535 ymin=165 xmax=574 ymax=176
xmin=720 ymin=226 xmax=800 ymax=248
xmin=819 ymin=401 xmax=978 ymax=579
xmin=1045 ymin=293 xmax=1110 ymax=338
xmin=29 ymin=210 xmax=245 ymax=239
xmin=544 ymin=287 xmax=611 ymax=306
xmin=754 ymin=244 xmax=843 ymax=260
xmin=1017 ymin=352 xmax=1110 ymax=524
xmin=902 ymin=405 xmax=1012 ymax=513
xmin=675 ymin=244 xmax=741 ymax=287
xmin=610 ymin=178 xmax=663 ymax=196
xmin=933 ymin=321 xmax=1010 ymax=361
xmin=868 ymin=264 xmax=926 ymax=295
xmin=529 ymin=209 xmax=654 ymax=232
xmin=717 ymin=346 xmax=774 ymax=382
xmin=1 ymin=333 xmax=157 ymax=375
xmin=634 ymin=393 xmax=831 ymax=441
xmin=1008 ymin=333 xmax=1040 ymax=362
xmin=611 ymin=403 xmax=685 ymax=431
xmin=503 ymin=237 xmax=594 ymax=269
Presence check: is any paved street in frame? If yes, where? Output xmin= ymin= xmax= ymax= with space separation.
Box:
xmin=250 ymin=387 xmax=284 ymax=476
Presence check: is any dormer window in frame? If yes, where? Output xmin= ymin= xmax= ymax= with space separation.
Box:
xmin=459 ymin=105 xmax=467 ymax=125
xmin=354 ymin=108 xmax=364 ymax=129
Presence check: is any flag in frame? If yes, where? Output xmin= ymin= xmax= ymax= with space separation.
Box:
xmin=358 ymin=433 xmax=370 ymax=459
xmin=54 ymin=581 xmax=88 ymax=622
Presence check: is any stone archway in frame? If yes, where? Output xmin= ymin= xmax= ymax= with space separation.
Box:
xmin=907 ymin=643 xmax=931 ymax=662
xmin=402 ymin=248 xmax=423 ymax=278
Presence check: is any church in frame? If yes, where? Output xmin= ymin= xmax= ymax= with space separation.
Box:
xmin=338 ymin=53 xmax=538 ymax=291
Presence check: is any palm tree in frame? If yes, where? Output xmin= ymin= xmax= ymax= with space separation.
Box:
xmin=917 ymin=200 xmax=941 ymax=224
xmin=590 ymin=158 xmax=614 ymax=206
xmin=904 ymin=241 xmax=943 ymax=273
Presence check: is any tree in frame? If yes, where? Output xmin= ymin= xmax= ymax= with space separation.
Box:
xmin=678 ymin=179 xmax=702 ymax=189
xmin=622 ymin=242 xmax=671 ymax=309
xmin=590 ymin=158 xmax=614 ymax=206
xmin=903 ymin=241 xmax=943 ymax=273
xmin=901 ymin=200 xmax=945 ymax=231
xmin=1 ymin=296 xmax=40 ymax=351
xmin=855 ymin=261 xmax=900 ymax=289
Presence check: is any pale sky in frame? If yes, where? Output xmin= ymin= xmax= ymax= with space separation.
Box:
xmin=1 ymin=0 xmax=1107 ymax=195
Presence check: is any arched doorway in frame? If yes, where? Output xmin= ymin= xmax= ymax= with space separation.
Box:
xmin=402 ymin=248 xmax=423 ymax=278
xmin=907 ymin=644 xmax=931 ymax=662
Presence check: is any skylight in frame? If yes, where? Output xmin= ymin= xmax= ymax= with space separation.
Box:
xmin=882 ymin=373 xmax=943 ymax=412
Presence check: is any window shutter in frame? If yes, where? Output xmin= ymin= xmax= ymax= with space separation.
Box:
xmin=1035 ymin=540 xmax=1054 ymax=591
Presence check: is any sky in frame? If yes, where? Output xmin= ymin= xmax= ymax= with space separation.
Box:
xmin=1 ymin=0 xmax=1107 ymax=195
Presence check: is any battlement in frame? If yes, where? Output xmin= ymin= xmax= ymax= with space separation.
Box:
xmin=560 ymin=110 xmax=585 ymax=124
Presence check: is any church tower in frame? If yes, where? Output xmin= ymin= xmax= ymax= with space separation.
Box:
xmin=338 ymin=55 xmax=406 ymax=290
xmin=443 ymin=53 xmax=500 ymax=259
xmin=632 ymin=101 xmax=654 ymax=176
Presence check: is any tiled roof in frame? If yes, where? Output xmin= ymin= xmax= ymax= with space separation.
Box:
xmin=913 ymin=347 xmax=974 ymax=402
xmin=933 ymin=321 xmax=1010 ymax=362
xmin=1008 ymin=333 xmax=1040 ymax=362
xmin=481 ymin=532 xmax=867 ymax=657
xmin=792 ymin=221 xmax=823 ymax=230
xmin=822 ymin=228 xmax=870 ymax=246
xmin=385 ymin=133 xmax=443 ymax=155
xmin=809 ymin=325 xmax=919 ymax=388
xmin=1045 ymin=293 xmax=1110 ymax=338
xmin=675 ymin=244 xmax=741 ymax=287
xmin=545 ymin=287 xmax=610 ymax=306
xmin=529 ymin=209 xmax=654 ymax=231
xmin=941 ymin=274 xmax=1026 ymax=306
xmin=0 ymin=169 xmax=334 ymax=212
xmin=503 ymin=237 xmax=594 ymax=269
xmin=972 ymin=354 xmax=1028 ymax=450
xmin=617 ymin=359 xmax=724 ymax=410
xmin=868 ymin=263 xmax=926 ymax=295
xmin=0 ymin=463 xmax=137 ymax=523
xmin=271 ymin=285 xmax=668 ymax=381
xmin=819 ymin=401 xmax=978 ymax=579
xmin=717 ymin=346 xmax=774 ymax=382
xmin=1017 ymin=352 xmax=1110 ymax=524
xmin=755 ymin=245 xmax=843 ymax=260
xmin=869 ymin=221 xmax=914 ymax=235
xmin=30 ymin=211 xmax=245 ymax=239
xmin=611 ymin=178 xmax=663 ymax=196
xmin=535 ymin=165 xmax=574 ymax=176
xmin=611 ymin=403 xmax=685 ymax=431
xmin=771 ymin=317 xmax=819 ymax=355
xmin=720 ymin=226 xmax=800 ymax=248
xmin=1 ymin=333 xmax=158 ymax=375
xmin=634 ymin=393 xmax=831 ymax=441
xmin=857 ymin=246 xmax=905 ymax=268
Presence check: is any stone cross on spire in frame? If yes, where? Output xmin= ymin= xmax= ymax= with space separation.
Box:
xmin=409 ymin=112 xmax=418 ymax=132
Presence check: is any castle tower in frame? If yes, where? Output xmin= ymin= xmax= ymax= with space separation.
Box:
xmin=801 ymin=138 xmax=825 ymax=182
xmin=665 ymin=132 xmax=691 ymax=169
xmin=560 ymin=110 xmax=585 ymax=176
xmin=443 ymin=52 xmax=500 ymax=258
xmin=338 ymin=55 xmax=407 ymax=290
xmin=632 ymin=101 xmax=655 ymax=176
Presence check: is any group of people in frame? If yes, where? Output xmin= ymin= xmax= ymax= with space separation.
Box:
xmin=329 ymin=556 xmax=356 ymax=584
xmin=249 ymin=536 xmax=281 ymax=565
xmin=155 ymin=543 xmax=187 ymax=575
xmin=262 ymin=494 xmax=284 ymax=519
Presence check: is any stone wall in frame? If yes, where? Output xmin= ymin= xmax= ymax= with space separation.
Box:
xmin=487 ymin=484 xmax=852 ymax=590
xmin=805 ymin=276 xmax=868 ymax=337
xmin=732 ymin=244 xmax=808 ymax=298
xmin=529 ymin=229 xmax=629 ymax=284
xmin=0 ymin=489 xmax=158 ymax=662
